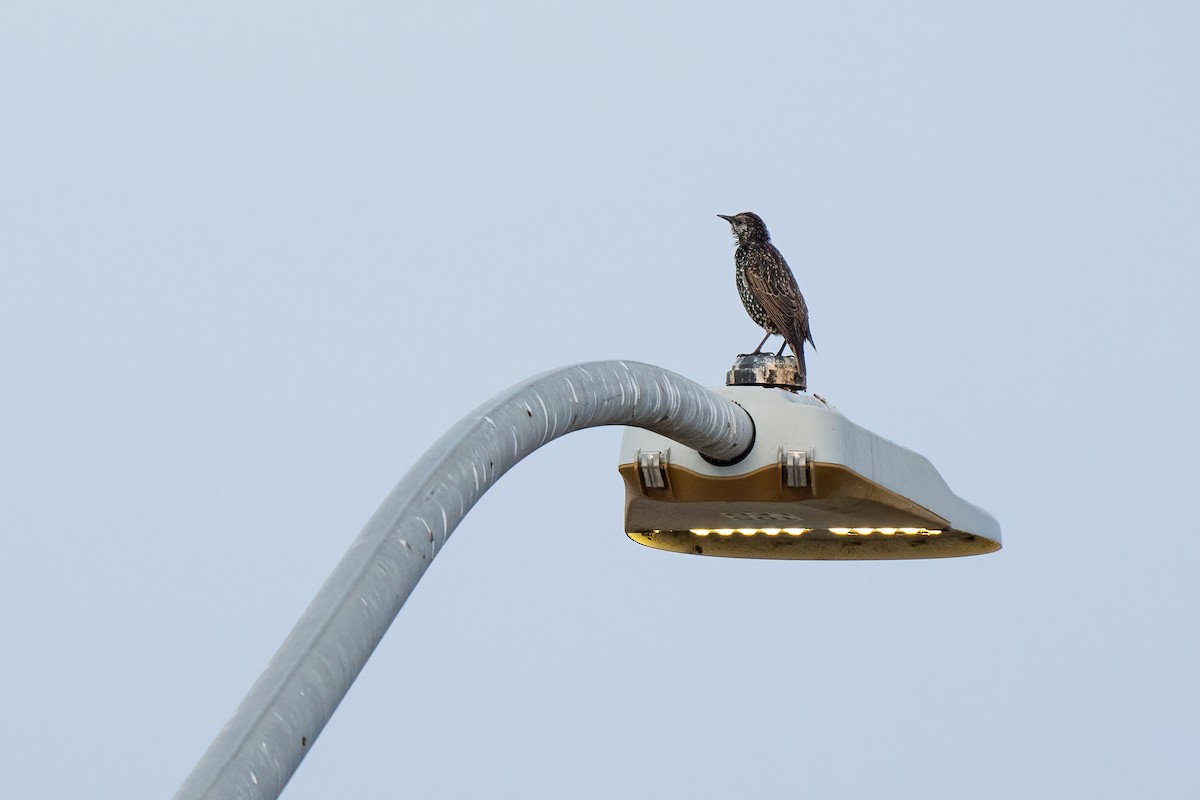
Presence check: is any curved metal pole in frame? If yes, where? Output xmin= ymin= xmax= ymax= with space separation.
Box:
xmin=175 ymin=361 xmax=753 ymax=800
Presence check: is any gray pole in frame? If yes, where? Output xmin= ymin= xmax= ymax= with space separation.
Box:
xmin=175 ymin=361 xmax=754 ymax=800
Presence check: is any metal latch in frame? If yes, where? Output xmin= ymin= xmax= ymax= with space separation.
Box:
xmin=637 ymin=449 xmax=668 ymax=489
xmin=781 ymin=450 xmax=809 ymax=488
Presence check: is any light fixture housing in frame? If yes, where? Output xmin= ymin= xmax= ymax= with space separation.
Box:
xmin=618 ymin=386 xmax=1001 ymax=560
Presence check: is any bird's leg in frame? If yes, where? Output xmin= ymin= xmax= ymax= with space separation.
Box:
xmin=751 ymin=332 xmax=771 ymax=354
xmin=775 ymin=341 xmax=789 ymax=357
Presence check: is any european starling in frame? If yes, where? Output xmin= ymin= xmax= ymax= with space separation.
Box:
xmin=718 ymin=211 xmax=815 ymax=376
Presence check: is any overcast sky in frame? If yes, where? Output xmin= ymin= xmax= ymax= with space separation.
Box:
xmin=2 ymin=2 xmax=1197 ymax=798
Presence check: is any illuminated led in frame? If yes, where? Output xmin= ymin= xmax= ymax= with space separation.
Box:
xmin=688 ymin=526 xmax=943 ymax=539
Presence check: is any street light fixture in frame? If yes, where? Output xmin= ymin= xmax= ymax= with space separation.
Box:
xmin=620 ymin=382 xmax=1000 ymax=560
xmin=174 ymin=358 xmax=999 ymax=800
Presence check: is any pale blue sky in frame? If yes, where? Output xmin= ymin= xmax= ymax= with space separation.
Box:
xmin=2 ymin=2 xmax=1197 ymax=797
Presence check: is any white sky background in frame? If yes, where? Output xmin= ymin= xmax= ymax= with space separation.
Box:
xmin=2 ymin=2 xmax=1197 ymax=797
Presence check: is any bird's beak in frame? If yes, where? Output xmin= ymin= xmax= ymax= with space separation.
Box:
xmin=717 ymin=214 xmax=734 ymax=223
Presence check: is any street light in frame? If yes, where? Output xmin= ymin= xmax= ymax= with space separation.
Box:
xmin=174 ymin=358 xmax=998 ymax=800
xmin=620 ymin=379 xmax=1000 ymax=560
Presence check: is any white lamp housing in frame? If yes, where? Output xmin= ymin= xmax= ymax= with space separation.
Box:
xmin=618 ymin=386 xmax=1001 ymax=560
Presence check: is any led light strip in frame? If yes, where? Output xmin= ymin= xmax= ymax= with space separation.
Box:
xmin=829 ymin=527 xmax=942 ymax=536
xmin=673 ymin=527 xmax=942 ymax=537
xmin=643 ymin=527 xmax=943 ymax=537
xmin=688 ymin=528 xmax=810 ymax=537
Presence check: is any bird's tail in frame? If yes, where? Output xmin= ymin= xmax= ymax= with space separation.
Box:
xmin=793 ymin=341 xmax=807 ymax=379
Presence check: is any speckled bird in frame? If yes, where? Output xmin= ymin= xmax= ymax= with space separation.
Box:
xmin=718 ymin=211 xmax=815 ymax=374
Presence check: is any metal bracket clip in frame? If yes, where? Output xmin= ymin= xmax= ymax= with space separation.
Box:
xmin=637 ymin=449 xmax=668 ymax=489
xmin=781 ymin=450 xmax=809 ymax=488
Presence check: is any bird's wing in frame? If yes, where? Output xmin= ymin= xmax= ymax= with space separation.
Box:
xmin=744 ymin=248 xmax=814 ymax=348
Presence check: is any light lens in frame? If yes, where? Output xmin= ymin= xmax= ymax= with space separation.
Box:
xmin=682 ymin=527 xmax=939 ymax=537
xmin=830 ymin=527 xmax=942 ymax=536
xmin=685 ymin=527 xmax=813 ymax=536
